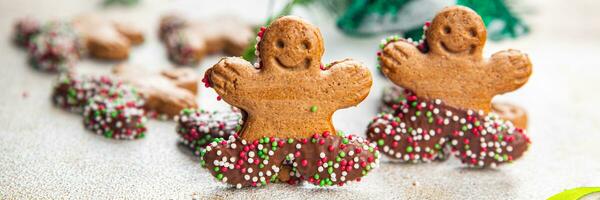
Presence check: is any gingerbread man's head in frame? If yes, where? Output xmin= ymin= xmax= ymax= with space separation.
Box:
xmin=258 ymin=16 xmax=324 ymax=73
xmin=426 ymin=7 xmax=486 ymax=58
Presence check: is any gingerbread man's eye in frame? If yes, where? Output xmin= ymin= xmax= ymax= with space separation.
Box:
xmin=444 ymin=26 xmax=452 ymax=34
xmin=301 ymin=40 xmax=311 ymax=50
xmin=469 ymin=28 xmax=477 ymax=37
xmin=276 ymin=39 xmax=285 ymax=48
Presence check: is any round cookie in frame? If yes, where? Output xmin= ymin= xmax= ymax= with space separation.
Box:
xmin=176 ymin=108 xmax=242 ymax=154
xmin=27 ymin=21 xmax=81 ymax=73
xmin=52 ymin=73 xmax=141 ymax=113
xmin=83 ymin=96 xmax=147 ymax=140
xmin=202 ymin=16 xmax=378 ymax=187
xmin=13 ymin=17 xmax=41 ymax=47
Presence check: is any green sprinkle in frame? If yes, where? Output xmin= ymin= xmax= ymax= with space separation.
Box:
xmin=415 ymin=111 xmax=421 ymax=116
xmin=68 ymin=88 xmax=76 ymax=97
xmin=314 ymin=174 xmax=320 ymax=180
xmin=259 ymin=164 xmax=264 ymax=168
xmin=426 ymin=111 xmax=432 ymax=117
xmin=216 ymin=173 xmax=223 ymax=180
xmin=377 ymin=139 xmax=384 ymax=146
xmin=328 ymin=167 xmax=333 ymax=174
xmin=287 ymin=138 xmax=294 ymax=144
xmin=435 ymin=143 xmax=441 ymax=149
xmin=310 ymin=106 xmax=318 ymax=112
xmin=214 ymin=167 xmax=220 ymax=172
xmin=462 ymin=125 xmax=468 ymax=131
xmin=406 ymin=146 xmax=413 ymax=153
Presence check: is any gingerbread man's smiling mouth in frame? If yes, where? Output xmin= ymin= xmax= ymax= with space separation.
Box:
xmin=440 ymin=42 xmax=475 ymax=54
xmin=275 ymin=57 xmax=310 ymax=70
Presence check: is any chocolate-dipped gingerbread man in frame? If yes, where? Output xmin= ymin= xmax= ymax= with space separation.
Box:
xmin=207 ymin=16 xmax=372 ymax=141
xmin=369 ymin=6 xmax=532 ymax=167
xmin=202 ymin=16 xmax=378 ymax=188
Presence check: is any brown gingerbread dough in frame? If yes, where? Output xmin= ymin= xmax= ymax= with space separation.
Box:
xmin=112 ymin=64 xmax=198 ymax=117
xmin=73 ymin=14 xmax=144 ymax=60
xmin=379 ymin=6 xmax=532 ymax=112
xmin=206 ymin=16 xmax=372 ymax=141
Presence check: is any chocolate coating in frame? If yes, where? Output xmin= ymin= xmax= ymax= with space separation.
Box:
xmin=201 ymin=132 xmax=379 ymax=188
xmin=83 ymin=96 xmax=147 ymax=140
xmin=367 ymin=89 xmax=530 ymax=167
xmin=52 ymin=73 xmax=140 ymax=113
xmin=176 ymin=108 xmax=242 ymax=154
xmin=13 ymin=17 xmax=41 ymax=47
xmin=27 ymin=21 xmax=81 ymax=72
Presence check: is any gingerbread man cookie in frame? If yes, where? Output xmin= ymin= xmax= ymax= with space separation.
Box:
xmin=159 ymin=14 xmax=254 ymax=65
xmin=207 ymin=16 xmax=372 ymax=141
xmin=201 ymin=16 xmax=378 ymax=188
xmin=369 ymin=6 xmax=532 ymax=167
xmin=112 ymin=64 xmax=198 ymax=118
xmin=73 ymin=14 xmax=144 ymax=60
xmin=379 ymin=6 xmax=532 ymax=112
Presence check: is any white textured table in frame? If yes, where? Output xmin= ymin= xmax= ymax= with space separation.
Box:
xmin=1 ymin=0 xmax=600 ymax=199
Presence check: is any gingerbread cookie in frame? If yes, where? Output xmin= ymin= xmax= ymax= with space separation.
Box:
xmin=112 ymin=64 xmax=198 ymax=118
xmin=370 ymin=6 xmax=532 ymax=167
xmin=27 ymin=21 xmax=81 ymax=73
xmin=380 ymin=86 xmax=529 ymax=129
xmin=202 ymin=16 xmax=378 ymax=188
xmin=73 ymin=14 xmax=144 ymax=60
xmin=52 ymin=73 xmax=140 ymax=113
xmin=176 ymin=108 xmax=242 ymax=154
xmin=159 ymin=14 xmax=254 ymax=65
xmin=83 ymin=96 xmax=147 ymax=140
xmin=379 ymin=7 xmax=532 ymax=112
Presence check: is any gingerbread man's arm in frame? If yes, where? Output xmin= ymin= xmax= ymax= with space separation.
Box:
xmin=487 ymin=49 xmax=532 ymax=95
xmin=323 ymin=59 xmax=372 ymax=109
xmin=208 ymin=57 xmax=259 ymax=109
xmin=379 ymin=41 xmax=427 ymax=89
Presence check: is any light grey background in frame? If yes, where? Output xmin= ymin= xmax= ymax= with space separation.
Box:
xmin=1 ymin=0 xmax=599 ymax=199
